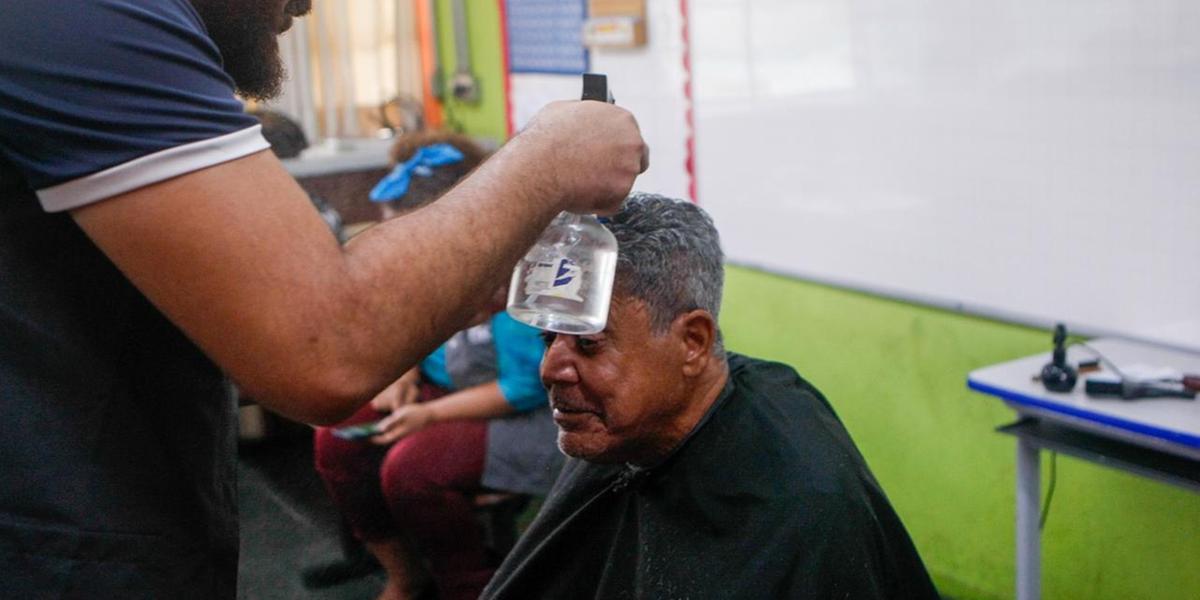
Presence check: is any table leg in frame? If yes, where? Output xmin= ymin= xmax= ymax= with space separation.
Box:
xmin=1016 ymin=436 xmax=1041 ymax=600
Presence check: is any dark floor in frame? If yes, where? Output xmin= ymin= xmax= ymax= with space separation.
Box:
xmin=237 ymin=431 xmax=386 ymax=600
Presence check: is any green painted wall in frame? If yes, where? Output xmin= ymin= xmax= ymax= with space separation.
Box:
xmin=720 ymin=266 xmax=1200 ymax=599
xmin=432 ymin=0 xmax=508 ymax=144
xmin=450 ymin=6 xmax=1199 ymax=598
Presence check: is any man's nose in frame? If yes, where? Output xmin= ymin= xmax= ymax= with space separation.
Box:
xmin=540 ymin=335 xmax=580 ymax=385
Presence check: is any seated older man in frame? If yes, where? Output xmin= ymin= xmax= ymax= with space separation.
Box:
xmin=482 ymin=193 xmax=938 ymax=599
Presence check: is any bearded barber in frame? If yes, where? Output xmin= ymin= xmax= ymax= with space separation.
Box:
xmin=0 ymin=1 xmax=647 ymax=597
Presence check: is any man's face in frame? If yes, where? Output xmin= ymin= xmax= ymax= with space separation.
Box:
xmin=540 ymin=297 xmax=694 ymax=465
xmin=190 ymin=0 xmax=312 ymax=101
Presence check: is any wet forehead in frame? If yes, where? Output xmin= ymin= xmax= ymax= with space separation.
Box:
xmin=604 ymin=296 xmax=652 ymax=339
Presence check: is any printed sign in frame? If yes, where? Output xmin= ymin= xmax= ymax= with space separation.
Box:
xmin=506 ymin=0 xmax=588 ymax=74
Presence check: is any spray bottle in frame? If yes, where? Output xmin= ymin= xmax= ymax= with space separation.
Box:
xmin=506 ymin=74 xmax=620 ymax=334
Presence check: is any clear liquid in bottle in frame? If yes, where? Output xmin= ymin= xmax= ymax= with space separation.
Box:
xmin=507 ymin=212 xmax=618 ymax=334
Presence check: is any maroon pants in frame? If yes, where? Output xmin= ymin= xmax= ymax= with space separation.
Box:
xmin=313 ymin=395 xmax=493 ymax=600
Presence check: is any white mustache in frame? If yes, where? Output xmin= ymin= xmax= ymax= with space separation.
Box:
xmin=549 ymin=389 xmax=596 ymax=414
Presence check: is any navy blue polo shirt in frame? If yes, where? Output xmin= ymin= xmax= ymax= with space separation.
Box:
xmin=0 ymin=1 xmax=269 ymax=597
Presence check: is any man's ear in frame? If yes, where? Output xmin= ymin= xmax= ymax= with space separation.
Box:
xmin=674 ymin=309 xmax=717 ymax=377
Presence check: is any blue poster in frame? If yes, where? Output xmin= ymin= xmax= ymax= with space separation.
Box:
xmin=506 ymin=0 xmax=589 ymax=74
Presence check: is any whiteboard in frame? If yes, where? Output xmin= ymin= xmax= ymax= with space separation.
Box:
xmin=690 ymin=0 xmax=1200 ymax=352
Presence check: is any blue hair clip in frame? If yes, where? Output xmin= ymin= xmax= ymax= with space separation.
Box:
xmin=369 ymin=143 xmax=466 ymax=202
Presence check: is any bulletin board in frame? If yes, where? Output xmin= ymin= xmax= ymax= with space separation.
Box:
xmin=688 ymin=0 xmax=1200 ymax=351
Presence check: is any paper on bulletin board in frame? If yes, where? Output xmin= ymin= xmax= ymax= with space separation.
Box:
xmin=505 ymin=0 xmax=588 ymax=75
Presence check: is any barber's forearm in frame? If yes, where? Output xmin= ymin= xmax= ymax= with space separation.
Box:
xmin=330 ymin=137 xmax=562 ymax=402
xmin=320 ymin=112 xmax=641 ymax=421
xmin=73 ymin=147 xmax=558 ymax=426
xmin=72 ymin=102 xmax=644 ymax=425
xmin=247 ymin=138 xmax=563 ymax=424
xmin=347 ymin=133 xmax=562 ymax=330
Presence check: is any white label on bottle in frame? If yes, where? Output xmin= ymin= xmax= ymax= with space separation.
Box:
xmin=524 ymin=257 xmax=584 ymax=302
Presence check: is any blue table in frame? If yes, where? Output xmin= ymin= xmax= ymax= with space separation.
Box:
xmin=968 ymin=338 xmax=1200 ymax=600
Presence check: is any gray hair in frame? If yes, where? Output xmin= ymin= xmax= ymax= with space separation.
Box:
xmin=604 ymin=193 xmax=725 ymax=354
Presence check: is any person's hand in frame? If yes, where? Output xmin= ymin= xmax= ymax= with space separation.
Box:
xmin=369 ymin=368 xmax=421 ymax=413
xmin=516 ymin=100 xmax=649 ymax=215
xmin=370 ymin=403 xmax=435 ymax=445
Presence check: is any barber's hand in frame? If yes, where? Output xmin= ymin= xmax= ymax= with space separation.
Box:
xmin=370 ymin=404 xmax=434 ymax=445
xmin=368 ymin=368 xmax=421 ymax=413
xmin=518 ymin=100 xmax=649 ymax=215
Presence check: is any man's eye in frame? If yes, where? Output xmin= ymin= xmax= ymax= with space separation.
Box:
xmin=540 ymin=331 xmax=557 ymax=347
xmin=576 ymin=337 xmax=600 ymax=353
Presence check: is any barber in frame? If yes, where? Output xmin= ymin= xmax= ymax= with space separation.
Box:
xmin=0 ymin=0 xmax=646 ymax=597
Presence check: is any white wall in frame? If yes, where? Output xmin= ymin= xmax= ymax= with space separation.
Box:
xmin=690 ymin=0 xmax=1200 ymax=351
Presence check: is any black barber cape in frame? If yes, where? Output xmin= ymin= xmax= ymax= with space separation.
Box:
xmin=483 ymin=354 xmax=938 ymax=599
